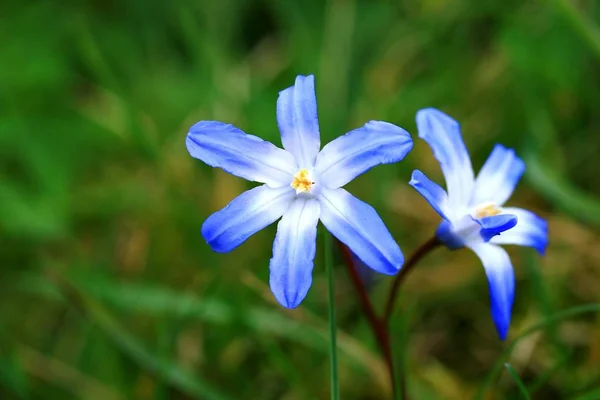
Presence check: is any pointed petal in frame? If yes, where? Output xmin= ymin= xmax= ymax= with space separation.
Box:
xmin=315 ymin=121 xmax=413 ymax=188
xmin=202 ymin=185 xmax=294 ymax=252
xmin=269 ymin=198 xmax=321 ymax=308
xmin=469 ymin=243 xmax=515 ymax=340
xmin=277 ymin=75 xmax=321 ymax=167
xmin=416 ymin=108 xmax=474 ymax=208
xmin=490 ymin=207 xmax=548 ymax=254
xmin=319 ymin=187 xmax=403 ymax=275
xmin=473 ymin=144 xmax=525 ymax=206
xmin=349 ymin=250 xmax=380 ymax=287
xmin=187 ymin=121 xmax=297 ymax=187
xmin=436 ymin=220 xmax=465 ymax=250
xmin=475 ymin=214 xmax=518 ymax=242
xmin=409 ymin=170 xmax=452 ymax=220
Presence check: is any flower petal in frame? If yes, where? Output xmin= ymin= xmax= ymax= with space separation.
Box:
xmin=349 ymin=249 xmax=380 ymax=288
xmin=318 ymin=187 xmax=403 ymax=275
xmin=490 ymin=207 xmax=548 ymax=254
xmin=473 ymin=144 xmax=525 ymax=206
xmin=469 ymin=243 xmax=515 ymax=340
xmin=315 ymin=121 xmax=413 ymax=188
xmin=187 ymin=121 xmax=297 ymax=187
xmin=409 ymin=170 xmax=452 ymax=220
xmin=436 ymin=220 xmax=465 ymax=249
xmin=277 ymin=75 xmax=321 ymax=167
xmin=269 ymin=198 xmax=321 ymax=308
xmin=202 ymin=185 xmax=295 ymax=252
xmin=416 ymin=108 xmax=474 ymax=208
xmin=475 ymin=214 xmax=518 ymax=242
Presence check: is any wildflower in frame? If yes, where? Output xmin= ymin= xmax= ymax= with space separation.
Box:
xmin=186 ymin=75 xmax=412 ymax=308
xmin=410 ymin=108 xmax=548 ymax=339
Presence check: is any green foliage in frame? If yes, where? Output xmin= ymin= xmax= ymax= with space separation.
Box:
xmin=504 ymin=363 xmax=531 ymax=400
xmin=1 ymin=0 xmax=600 ymax=399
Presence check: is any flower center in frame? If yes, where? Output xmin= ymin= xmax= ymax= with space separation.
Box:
xmin=290 ymin=168 xmax=314 ymax=194
xmin=474 ymin=201 xmax=502 ymax=219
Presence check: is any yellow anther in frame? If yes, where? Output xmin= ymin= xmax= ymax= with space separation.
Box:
xmin=291 ymin=169 xmax=314 ymax=194
xmin=475 ymin=202 xmax=502 ymax=218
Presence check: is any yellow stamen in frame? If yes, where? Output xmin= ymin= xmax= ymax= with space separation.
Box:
xmin=475 ymin=202 xmax=502 ymax=218
xmin=291 ymin=168 xmax=314 ymax=194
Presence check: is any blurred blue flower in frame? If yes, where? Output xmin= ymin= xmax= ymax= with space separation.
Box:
xmin=410 ymin=108 xmax=548 ymax=340
xmin=186 ymin=75 xmax=413 ymax=308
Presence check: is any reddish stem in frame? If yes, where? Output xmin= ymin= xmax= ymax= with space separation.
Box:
xmin=337 ymin=236 xmax=440 ymax=399
xmin=383 ymin=236 xmax=440 ymax=323
xmin=336 ymin=241 xmax=396 ymax=391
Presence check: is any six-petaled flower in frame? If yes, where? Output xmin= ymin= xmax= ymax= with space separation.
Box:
xmin=410 ymin=108 xmax=548 ymax=340
xmin=186 ymin=75 xmax=413 ymax=308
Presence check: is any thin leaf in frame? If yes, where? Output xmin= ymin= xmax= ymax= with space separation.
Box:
xmin=550 ymin=0 xmax=600 ymax=61
xmin=504 ymin=363 xmax=531 ymax=400
xmin=55 ymin=273 xmax=232 ymax=400
xmin=526 ymin=155 xmax=600 ymax=228
xmin=477 ymin=303 xmax=600 ymax=399
xmin=17 ymin=345 xmax=123 ymax=400
xmin=13 ymin=269 xmax=395 ymax=393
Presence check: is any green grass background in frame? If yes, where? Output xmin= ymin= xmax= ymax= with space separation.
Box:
xmin=1 ymin=0 xmax=600 ymax=399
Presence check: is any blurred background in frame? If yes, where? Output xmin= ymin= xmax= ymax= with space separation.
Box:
xmin=1 ymin=0 xmax=600 ymax=399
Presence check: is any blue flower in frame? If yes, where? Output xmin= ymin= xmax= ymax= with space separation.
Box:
xmin=410 ymin=108 xmax=548 ymax=340
xmin=186 ymin=75 xmax=413 ymax=308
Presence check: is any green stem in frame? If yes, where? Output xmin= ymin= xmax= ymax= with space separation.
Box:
xmin=324 ymin=230 xmax=340 ymax=400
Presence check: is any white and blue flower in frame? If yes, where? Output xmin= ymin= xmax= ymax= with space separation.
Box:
xmin=186 ymin=75 xmax=413 ymax=308
xmin=410 ymin=108 xmax=548 ymax=340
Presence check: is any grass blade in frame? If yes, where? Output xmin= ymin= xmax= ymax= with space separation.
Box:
xmin=54 ymin=273 xmax=231 ymax=400
xmin=526 ymin=155 xmax=600 ymax=228
xmin=477 ymin=303 xmax=600 ymax=399
xmin=15 ymin=270 xmax=386 ymax=377
xmin=17 ymin=345 xmax=123 ymax=400
xmin=550 ymin=0 xmax=600 ymax=61
xmin=504 ymin=363 xmax=531 ymax=400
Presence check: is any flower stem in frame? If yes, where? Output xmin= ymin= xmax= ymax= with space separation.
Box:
xmin=324 ymin=231 xmax=340 ymax=400
xmin=336 ymin=236 xmax=440 ymax=399
xmin=384 ymin=236 xmax=440 ymax=323
xmin=336 ymin=241 xmax=396 ymax=393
